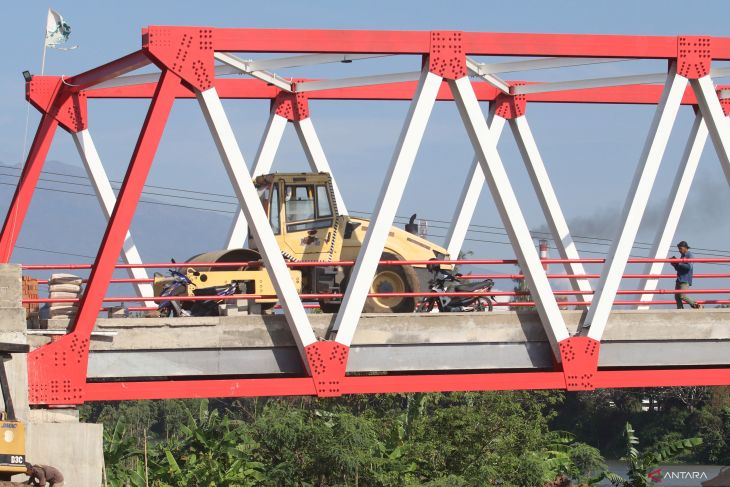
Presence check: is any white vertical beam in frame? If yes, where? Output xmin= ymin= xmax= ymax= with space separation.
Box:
xmin=692 ymin=76 xmax=730 ymax=187
xmin=510 ymin=116 xmax=593 ymax=300
xmin=445 ymin=107 xmax=506 ymax=259
xmin=448 ymin=76 xmax=570 ymax=357
xmin=226 ymin=111 xmax=288 ymax=249
xmin=333 ymin=67 xmax=442 ymax=347
xmin=71 ymin=129 xmax=155 ymax=308
xmin=293 ymin=118 xmax=348 ymax=215
xmin=584 ymin=65 xmax=687 ymax=340
xmin=637 ymin=111 xmax=707 ymax=308
xmin=196 ymin=87 xmax=317 ymax=361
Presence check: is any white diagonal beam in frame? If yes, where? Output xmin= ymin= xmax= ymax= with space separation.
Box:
xmin=584 ymin=65 xmax=687 ymax=340
xmin=445 ymin=106 xmax=506 ymax=258
xmin=473 ymin=57 xmax=631 ymax=75
xmin=514 ymin=72 xmax=668 ymax=95
xmin=333 ymin=67 xmax=441 ymax=347
xmin=466 ymin=58 xmax=510 ymax=93
xmin=293 ymin=118 xmax=348 ymax=214
xmin=214 ymin=52 xmax=293 ymax=92
xmin=226 ymin=111 xmax=288 ymax=249
xmin=513 ymin=66 xmax=730 ymax=96
xmin=245 ymin=53 xmax=387 ymax=72
xmin=448 ymin=75 xmax=570 ymax=358
xmin=295 ymin=72 xmax=421 ymax=93
xmin=196 ymin=87 xmax=317 ymax=363
xmin=71 ymin=129 xmax=155 ymax=308
xmin=510 ymin=115 xmax=593 ymax=300
xmin=93 ymin=65 xmax=242 ymax=90
xmin=692 ymin=76 xmax=730 ymax=187
xmin=637 ymin=111 xmax=707 ymax=308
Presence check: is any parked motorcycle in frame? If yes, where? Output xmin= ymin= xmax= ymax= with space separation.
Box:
xmin=157 ymin=268 xmax=193 ymax=317
xmin=156 ymin=261 xmax=240 ymax=317
xmin=416 ymin=264 xmax=495 ymax=312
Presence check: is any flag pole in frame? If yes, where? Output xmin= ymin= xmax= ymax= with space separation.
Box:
xmin=24 ymin=8 xmax=49 ymax=162
xmin=40 ymin=7 xmax=49 ymax=74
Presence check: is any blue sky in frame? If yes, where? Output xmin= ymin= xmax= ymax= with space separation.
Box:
xmin=4 ymin=1 xmax=730 ymax=298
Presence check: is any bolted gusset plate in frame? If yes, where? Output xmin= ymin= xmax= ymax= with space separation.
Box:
xmin=429 ymin=31 xmax=466 ymax=80
xmin=677 ymin=36 xmax=712 ymax=79
xmin=304 ymin=341 xmax=349 ymax=397
xmin=143 ymin=26 xmax=215 ymax=91
xmin=559 ymin=336 xmax=600 ymax=391
xmin=27 ymin=333 xmax=89 ymax=405
xmin=273 ymin=90 xmax=310 ymax=121
xmin=26 ymin=77 xmax=88 ymax=133
xmin=494 ymin=82 xmax=527 ymax=119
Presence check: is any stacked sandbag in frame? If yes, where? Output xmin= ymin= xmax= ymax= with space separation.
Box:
xmin=48 ymin=273 xmax=83 ymax=318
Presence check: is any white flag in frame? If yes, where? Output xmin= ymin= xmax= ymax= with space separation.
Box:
xmin=45 ymin=9 xmax=71 ymax=47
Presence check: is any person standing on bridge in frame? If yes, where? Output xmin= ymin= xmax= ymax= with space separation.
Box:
xmin=671 ymin=240 xmax=702 ymax=309
xmin=24 ymin=462 xmax=64 ymax=486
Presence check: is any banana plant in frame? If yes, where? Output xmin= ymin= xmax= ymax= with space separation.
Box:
xmin=596 ymin=422 xmax=702 ymax=487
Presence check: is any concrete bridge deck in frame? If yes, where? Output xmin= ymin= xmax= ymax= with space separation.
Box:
xmin=29 ymin=309 xmax=730 ymax=379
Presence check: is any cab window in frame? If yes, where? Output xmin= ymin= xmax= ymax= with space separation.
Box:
xmin=269 ymin=184 xmax=280 ymax=234
xmin=285 ymin=186 xmax=315 ymax=222
xmin=316 ymin=185 xmax=332 ymax=218
xmin=284 ymin=183 xmax=334 ymax=232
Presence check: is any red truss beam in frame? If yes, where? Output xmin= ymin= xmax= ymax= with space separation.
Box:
xmin=85 ymin=77 xmax=702 ymax=106
xmin=64 ymin=50 xmax=151 ymax=92
xmin=84 ymin=368 xmax=730 ymax=402
xmin=200 ymin=27 xmax=730 ymax=60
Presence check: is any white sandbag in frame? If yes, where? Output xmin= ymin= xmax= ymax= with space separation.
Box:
xmin=48 ymin=283 xmax=82 ymax=293
xmin=49 ymin=306 xmax=77 ymax=317
xmin=49 ymin=291 xmax=80 ymax=299
xmin=49 ymin=273 xmax=83 ymax=285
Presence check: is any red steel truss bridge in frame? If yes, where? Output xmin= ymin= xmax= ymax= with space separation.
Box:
xmin=4 ymin=27 xmax=730 ymax=405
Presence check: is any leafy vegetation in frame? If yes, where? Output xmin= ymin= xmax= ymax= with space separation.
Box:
xmin=83 ymin=387 xmax=730 ymax=486
xmin=597 ymin=422 xmax=701 ymax=487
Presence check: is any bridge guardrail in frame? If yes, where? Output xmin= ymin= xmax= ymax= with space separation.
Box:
xmin=20 ymin=257 xmax=730 ymax=311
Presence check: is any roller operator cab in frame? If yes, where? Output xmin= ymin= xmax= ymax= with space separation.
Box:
xmin=156 ymin=172 xmax=451 ymax=313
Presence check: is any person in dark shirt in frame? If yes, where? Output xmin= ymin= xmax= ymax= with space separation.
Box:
xmin=24 ymin=462 xmax=64 ymax=486
xmin=671 ymin=240 xmax=702 ymax=309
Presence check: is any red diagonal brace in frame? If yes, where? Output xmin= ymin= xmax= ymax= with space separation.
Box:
xmin=304 ymin=341 xmax=349 ymax=397
xmin=559 ymin=336 xmax=600 ymax=391
xmin=0 ymin=114 xmax=58 ymax=263
xmin=143 ymin=26 xmax=215 ymax=91
xmin=27 ymin=70 xmax=182 ymax=406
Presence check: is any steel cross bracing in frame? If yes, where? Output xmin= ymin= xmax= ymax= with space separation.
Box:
xmin=3 ymin=27 xmax=730 ymax=404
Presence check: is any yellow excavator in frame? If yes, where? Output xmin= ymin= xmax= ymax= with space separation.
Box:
xmin=154 ymin=172 xmax=451 ymax=313
xmin=0 ymin=343 xmax=29 ymax=480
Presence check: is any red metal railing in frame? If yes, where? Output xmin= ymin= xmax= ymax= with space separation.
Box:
xmin=21 ymin=257 xmax=730 ymax=311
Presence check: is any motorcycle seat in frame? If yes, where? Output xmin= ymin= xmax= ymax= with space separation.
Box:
xmin=454 ymin=279 xmax=494 ymax=292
